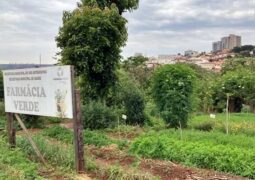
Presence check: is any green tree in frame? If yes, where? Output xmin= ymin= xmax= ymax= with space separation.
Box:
xmin=222 ymin=57 xmax=255 ymax=74
xmin=212 ymin=68 xmax=255 ymax=112
xmin=186 ymin=64 xmax=219 ymax=113
xmin=81 ymin=0 xmax=139 ymax=14
xmin=151 ymin=64 xmax=195 ymax=128
xmin=122 ymin=55 xmax=152 ymax=88
xmin=56 ymin=5 xmax=127 ymax=100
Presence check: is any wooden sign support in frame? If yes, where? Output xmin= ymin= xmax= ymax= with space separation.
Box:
xmin=71 ymin=67 xmax=85 ymax=173
xmin=6 ymin=113 xmax=15 ymax=147
xmin=5 ymin=65 xmax=85 ymax=173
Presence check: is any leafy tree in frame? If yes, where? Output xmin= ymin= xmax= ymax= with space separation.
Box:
xmin=221 ymin=57 xmax=255 ymax=74
xmin=212 ymin=68 xmax=255 ymax=112
xmin=232 ymin=45 xmax=255 ymax=53
xmin=122 ymin=55 xmax=152 ymax=88
xmin=186 ymin=64 xmax=219 ymax=113
xmin=123 ymin=55 xmax=148 ymax=68
xmin=80 ymin=0 xmax=139 ymax=14
xmin=151 ymin=64 xmax=196 ymax=128
xmin=56 ymin=5 xmax=127 ymax=100
xmin=111 ymin=69 xmax=146 ymax=125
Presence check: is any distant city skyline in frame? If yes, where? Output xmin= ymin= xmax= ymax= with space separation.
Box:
xmin=1 ymin=0 xmax=255 ymax=64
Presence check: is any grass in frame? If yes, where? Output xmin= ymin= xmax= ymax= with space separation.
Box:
xmin=189 ymin=113 xmax=255 ymax=136
xmin=16 ymin=135 xmax=97 ymax=174
xmin=42 ymin=126 xmax=128 ymax=149
xmin=0 ymin=137 xmax=41 ymax=179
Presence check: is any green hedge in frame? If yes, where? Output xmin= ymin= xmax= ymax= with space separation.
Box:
xmin=130 ymin=132 xmax=255 ymax=178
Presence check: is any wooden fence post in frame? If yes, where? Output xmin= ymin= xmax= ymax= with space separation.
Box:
xmin=6 ymin=113 xmax=15 ymax=147
xmin=71 ymin=67 xmax=85 ymax=173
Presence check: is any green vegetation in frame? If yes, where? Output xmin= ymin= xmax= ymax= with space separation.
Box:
xmin=130 ymin=130 xmax=255 ymax=178
xmin=42 ymin=126 xmax=128 ymax=148
xmin=82 ymin=101 xmax=119 ymax=130
xmin=56 ymin=4 xmax=128 ymax=100
xmin=17 ymin=135 xmax=75 ymax=171
xmin=81 ymin=0 xmax=139 ymax=15
xmin=190 ymin=113 xmax=255 ymax=136
xmin=151 ymin=64 xmax=196 ymax=128
xmin=0 ymin=138 xmax=40 ymax=179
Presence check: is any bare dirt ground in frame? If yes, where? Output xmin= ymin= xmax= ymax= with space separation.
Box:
xmin=18 ymin=124 xmax=250 ymax=180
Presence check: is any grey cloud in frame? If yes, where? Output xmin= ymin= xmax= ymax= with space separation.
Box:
xmin=123 ymin=0 xmax=255 ymax=57
xmin=0 ymin=0 xmax=77 ymax=64
xmin=0 ymin=0 xmax=255 ymax=62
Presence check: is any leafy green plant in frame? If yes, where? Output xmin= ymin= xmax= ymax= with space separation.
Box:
xmin=130 ymin=131 xmax=255 ymax=178
xmin=0 ymin=138 xmax=40 ymax=179
xmin=123 ymin=90 xmax=146 ymax=126
xmin=151 ymin=64 xmax=196 ymax=128
xmin=42 ymin=126 xmax=128 ymax=148
xmin=82 ymin=101 xmax=119 ymax=130
xmin=193 ymin=121 xmax=215 ymax=132
xmin=17 ymin=135 xmax=75 ymax=170
xmin=190 ymin=113 xmax=255 ymax=136
xmin=20 ymin=115 xmax=45 ymax=129
xmin=110 ymin=69 xmax=147 ymax=126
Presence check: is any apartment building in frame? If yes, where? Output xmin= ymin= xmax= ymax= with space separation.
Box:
xmin=212 ymin=34 xmax=241 ymax=52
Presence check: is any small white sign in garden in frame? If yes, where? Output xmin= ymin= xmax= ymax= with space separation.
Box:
xmin=3 ymin=66 xmax=73 ymax=118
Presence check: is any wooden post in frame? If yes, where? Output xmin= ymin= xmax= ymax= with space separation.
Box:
xmin=14 ymin=114 xmax=47 ymax=166
xmin=6 ymin=113 xmax=15 ymax=147
xmin=71 ymin=66 xmax=85 ymax=173
xmin=226 ymin=94 xmax=229 ymax=135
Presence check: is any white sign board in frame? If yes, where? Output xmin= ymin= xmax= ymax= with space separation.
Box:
xmin=3 ymin=66 xmax=73 ymax=119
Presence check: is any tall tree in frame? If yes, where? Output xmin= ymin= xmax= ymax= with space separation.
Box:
xmin=80 ymin=0 xmax=139 ymax=14
xmin=56 ymin=5 xmax=127 ymax=100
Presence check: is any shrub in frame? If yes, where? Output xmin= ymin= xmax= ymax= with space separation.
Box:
xmin=20 ymin=115 xmax=45 ymax=129
xmin=194 ymin=121 xmax=215 ymax=132
xmin=151 ymin=64 xmax=196 ymax=128
xmin=110 ymin=69 xmax=147 ymax=126
xmin=123 ymin=90 xmax=146 ymax=125
xmin=82 ymin=101 xmax=119 ymax=130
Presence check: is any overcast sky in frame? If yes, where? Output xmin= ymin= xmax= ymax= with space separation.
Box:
xmin=0 ymin=0 xmax=255 ymax=64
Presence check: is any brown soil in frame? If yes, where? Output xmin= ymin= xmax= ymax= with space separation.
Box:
xmin=18 ymin=127 xmax=250 ymax=180
xmin=88 ymin=145 xmax=249 ymax=180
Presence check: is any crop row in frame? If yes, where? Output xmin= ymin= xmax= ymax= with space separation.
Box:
xmin=42 ymin=126 xmax=128 ymax=148
xmin=148 ymin=129 xmax=255 ymax=149
xmin=130 ymin=132 xmax=255 ymax=178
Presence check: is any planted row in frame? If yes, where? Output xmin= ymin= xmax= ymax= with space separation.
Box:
xmin=151 ymin=129 xmax=255 ymax=149
xmin=42 ymin=126 xmax=128 ymax=148
xmin=130 ymin=133 xmax=255 ymax=178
